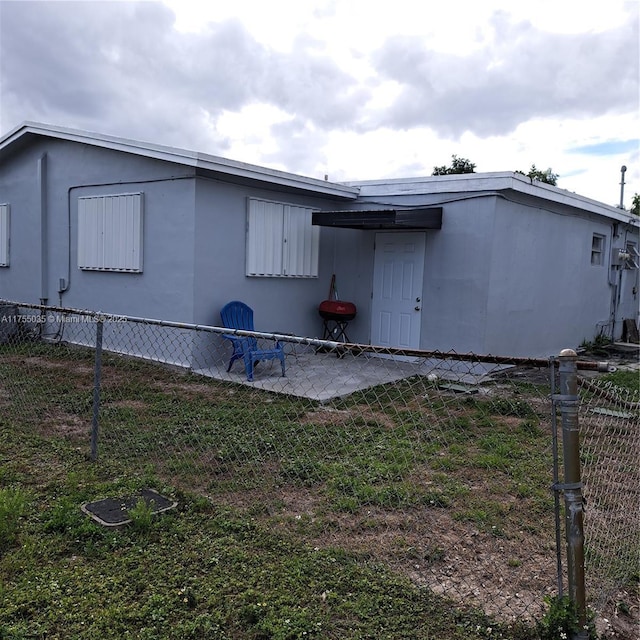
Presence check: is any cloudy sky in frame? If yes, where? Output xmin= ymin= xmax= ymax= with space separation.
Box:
xmin=0 ymin=0 xmax=638 ymax=207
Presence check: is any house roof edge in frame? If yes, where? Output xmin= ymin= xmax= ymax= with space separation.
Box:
xmin=347 ymin=172 xmax=639 ymax=227
xmin=0 ymin=121 xmax=360 ymax=199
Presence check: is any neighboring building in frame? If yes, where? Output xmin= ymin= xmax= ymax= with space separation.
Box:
xmin=0 ymin=121 xmax=638 ymax=358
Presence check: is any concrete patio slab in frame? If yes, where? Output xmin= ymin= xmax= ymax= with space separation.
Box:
xmin=194 ymin=349 xmax=511 ymax=401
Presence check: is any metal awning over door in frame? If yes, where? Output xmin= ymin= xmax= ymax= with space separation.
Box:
xmin=312 ymin=207 xmax=442 ymax=230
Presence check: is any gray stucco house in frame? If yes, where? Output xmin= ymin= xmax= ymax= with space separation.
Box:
xmin=0 ymin=122 xmax=638 ymax=358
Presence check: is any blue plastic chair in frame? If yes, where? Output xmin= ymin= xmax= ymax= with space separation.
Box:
xmin=220 ymin=301 xmax=286 ymax=382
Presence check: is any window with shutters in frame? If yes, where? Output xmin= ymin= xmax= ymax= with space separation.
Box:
xmin=78 ymin=193 xmax=143 ymax=272
xmin=246 ymin=198 xmax=319 ymax=277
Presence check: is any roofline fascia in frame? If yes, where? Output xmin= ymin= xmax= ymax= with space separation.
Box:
xmin=0 ymin=121 xmax=360 ymax=200
xmin=193 ymin=152 xmax=359 ymax=198
xmin=348 ymin=172 xmax=639 ymax=227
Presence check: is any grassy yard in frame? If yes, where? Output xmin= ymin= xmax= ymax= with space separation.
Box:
xmin=0 ymin=340 xmax=636 ymax=639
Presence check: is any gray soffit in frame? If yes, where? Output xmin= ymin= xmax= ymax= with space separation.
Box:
xmin=312 ymin=207 xmax=443 ymax=230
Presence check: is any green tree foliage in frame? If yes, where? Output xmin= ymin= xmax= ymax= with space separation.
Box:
xmin=432 ymin=155 xmax=476 ymax=175
xmin=517 ymin=164 xmax=559 ymax=186
xmin=631 ymin=193 xmax=639 ymax=216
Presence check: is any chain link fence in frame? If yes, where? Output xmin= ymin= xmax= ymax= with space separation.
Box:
xmin=1 ymin=301 xmax=637 ymax=636
xmin=576 ymin=373 xmax=640 ymax=636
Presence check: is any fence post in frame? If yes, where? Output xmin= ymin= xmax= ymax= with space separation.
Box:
xmin=549 ymin=358 xmax=564 ymax=598
xmin=90 ymin=318 xmax=104 ymax=461
xmin=557 ymin=349 xmax=588 ymax=639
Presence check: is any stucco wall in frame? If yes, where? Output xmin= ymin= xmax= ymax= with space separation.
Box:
xmin=421 ymin=198 xmax=495 ymax=353
xmin=329 ymin=227 xmax=373 ymax=344
xmin=326 ymin=191 xmax=638 ymax=358
xmin=0 ymin=141 xmax=44 ymax=303
xmin=0 ymin=138 xmax=197 ymax=323
xmin=0 ymin=136 xmax=363 ymax=341
xmin=330 ymin=194 xmax=498 ymax=353
xmin=484 ymin=197 xmax=614 ymax=356
xmin=192 ymin=177 xmax=356 ymax=338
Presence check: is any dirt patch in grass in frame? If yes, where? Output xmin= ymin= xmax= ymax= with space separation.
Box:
xmin=44 ymin=414 xmax=89 ymax=440
xmin=196 ymin=462 xmax=556 ymax=626
xmin=301 ymin=406 xmax=397 ymax=430
xmin=212 ymin=479 xmax=637 ymax=638
xmin=235 ymin=486 xmax=556 ymax=624
xmin=23 ymin=356 xmax=94 ymax=377
xmin=336 ymin=510 xmax=555 ymax=623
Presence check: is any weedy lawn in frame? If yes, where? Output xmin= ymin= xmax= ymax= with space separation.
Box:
xmin=0 ymin=341 xmax=636 ymax=639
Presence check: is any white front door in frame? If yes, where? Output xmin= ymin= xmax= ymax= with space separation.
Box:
xmin=371 ymin=232 xmax=425 ymax=349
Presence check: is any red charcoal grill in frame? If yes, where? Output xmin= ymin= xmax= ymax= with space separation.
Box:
xmin=318 ymin=275 xmax=356 ymax=343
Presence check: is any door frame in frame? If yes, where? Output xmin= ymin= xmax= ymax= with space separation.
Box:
xmin=370 ymin=231 xmax=426 ymax=349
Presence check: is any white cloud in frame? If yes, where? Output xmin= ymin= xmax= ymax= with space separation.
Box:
xmin=0 ymin=0 xmax=637 ymax=206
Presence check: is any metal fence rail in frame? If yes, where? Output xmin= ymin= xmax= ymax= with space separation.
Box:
xmin=1 ymin=301 xmax=637 ymax=637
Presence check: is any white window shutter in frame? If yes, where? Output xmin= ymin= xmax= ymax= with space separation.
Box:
xmin=78 ymin=194 xmax=143 ymax=272
xmin=283 ymin=205 xmax=319 ymax=277
xmin=247 ymin=199 xmax=318 ymax=278
xmin=246 ymin=199 xmax=284 ymax=276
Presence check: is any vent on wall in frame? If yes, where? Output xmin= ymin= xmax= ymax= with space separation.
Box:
xmin=78 ymin=193 xmax=143 ymax=272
